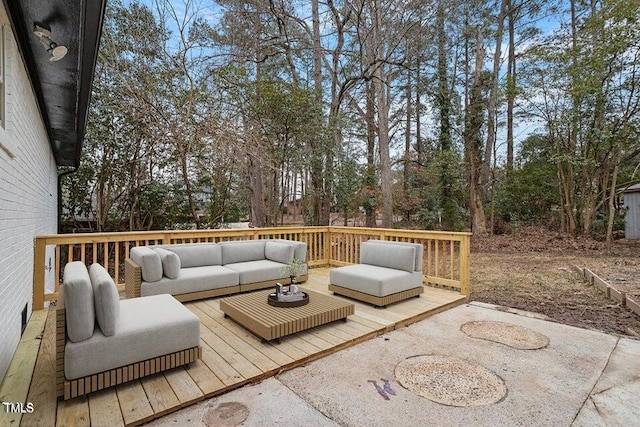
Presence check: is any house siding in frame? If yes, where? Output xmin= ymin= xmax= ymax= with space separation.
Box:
xmin=0 ymin=4 xmax=57 ymax=383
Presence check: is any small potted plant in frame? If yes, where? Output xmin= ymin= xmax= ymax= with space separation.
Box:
xmin=281 ymin=258 xmax=306 ymax=285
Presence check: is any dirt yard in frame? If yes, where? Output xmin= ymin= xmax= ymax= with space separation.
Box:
xmin=470 ymin=227 xmax=640 ymax=338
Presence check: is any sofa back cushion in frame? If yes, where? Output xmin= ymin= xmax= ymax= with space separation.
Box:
xmin=89 ymin=263 xmax=120 ymax=336
xmin=265 ymin=241 xmax=294 ymax=264
xmin=220 ymin=241 xmax=265 ymax=264
xmin=130 ymin=247 xmax=163 ymax=282
xmin=62 ymin=262 xmax=95 ymax=342
xmin=166 ymin=244 xmax=221 ymax=268
xmin=269 ymin=239 xmax=307 ymax=262
xmin=366 ymin=240 xmax=423 ymax=272
xmin=360 ymin=241 xmax=416 ymax=273
xmin=154 ymin=247 xmax=181 ymax=278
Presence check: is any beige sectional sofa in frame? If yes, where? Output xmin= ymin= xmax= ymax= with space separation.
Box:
xmin=329 ymin=240 xmax=424 ymax=307
xmin=57 ymin=262 xmax=201 ymax=400
xmin=125 ymin=239 xmax=308 ymax=302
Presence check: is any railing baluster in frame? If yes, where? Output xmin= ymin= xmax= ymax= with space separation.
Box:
xmin=115 ymin=243 xmax=120 ymax=284
xmin=450 ymin=241 xmax=455 ymax=280
xmin=55 ymin=245 xmax=60 ymax=296
xmin=442 ymin=240 xmax=447 ymax=279
xmin=103 ymin=242 xmax=108 ymax=270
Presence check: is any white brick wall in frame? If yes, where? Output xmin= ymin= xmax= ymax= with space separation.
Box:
xmin=0 ymin=5 xmax=58 ymax=383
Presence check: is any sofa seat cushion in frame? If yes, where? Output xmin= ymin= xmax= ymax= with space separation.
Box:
xmin=330 ymin=264 xmax=423 ymax=297
xmin=65 ymin=294 xmax=200 ymax=380
xmin=140 ymin=265 xmax=239 ymax=297
xmin=223 ymin=260 xmax=290 ymax=285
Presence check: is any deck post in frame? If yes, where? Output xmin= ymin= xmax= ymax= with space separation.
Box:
xmin=459 ymin=234 xmax=471 ymax=298
xmin=33 ymin=237 xmax=46 ymax=310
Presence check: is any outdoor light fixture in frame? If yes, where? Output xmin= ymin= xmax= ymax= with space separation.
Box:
xmin=33 ymin=24 xmax=68 ymax=62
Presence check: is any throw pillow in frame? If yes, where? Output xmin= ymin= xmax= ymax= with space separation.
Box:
xmin=130 ymin=246 xmax=163 ymax=282
xmin=154 ymin=247 xmax=181 ymax=279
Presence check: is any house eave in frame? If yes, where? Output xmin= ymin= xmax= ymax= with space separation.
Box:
xmin=4 ymin=0 xmax=106 ymax=168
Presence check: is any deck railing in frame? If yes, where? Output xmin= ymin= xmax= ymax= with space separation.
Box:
xmin=33 ymin=226 xmax=470 ymax=310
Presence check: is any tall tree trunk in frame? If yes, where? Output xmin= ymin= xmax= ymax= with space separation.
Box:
xmin=415 ymin=58 xmax=422 ymax=167
xmin=564 ymin=0 xmax=579 ymax=235
xmin=372 ymin=0 xmax=393 ymax=228
xmin=483 ymin=0 xmax=508 ymax=201
xmin=436 ymin=0 xmax=452 ymax=152
xmin=506 ymin=0 xmax=516 ymax=172
xmin=465 ymin=29 xmax=487 ymax=236
xmin=292 ymin=172 xmax=298 ymax=222
xmin=311 ymin=0 xmax=332 ymax=226
xmin=249 ymin=155 xmax=265 ymax=227
xmin=606 ymin=150 xmax=622 ymax=252
xmin=312 ymin=0 xmax=323 ymax=102
xmin=310 ymin=0 xmax=323 ymax=225
xmin=436 ymin=0 xmax=456 ymax=228
xmin=365 ymin=81 xmax=377 ymax=228
xmin=404 ymin=55 xmax=411 ymax=200
xmin=580 ymin=0 xmax=606 ymax=239
xmin=178 ymin=144 xmax=201 ymax=229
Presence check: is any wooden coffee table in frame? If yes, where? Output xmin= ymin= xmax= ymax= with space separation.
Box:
xmin=220 ymin=289 xmax=355 ymax=342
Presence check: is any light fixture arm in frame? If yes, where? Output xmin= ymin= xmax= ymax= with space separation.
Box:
xmin=33 ymin=24 xmax=68 ymax=62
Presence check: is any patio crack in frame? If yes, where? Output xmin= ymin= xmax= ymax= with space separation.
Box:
xmin=276 ymin=377 xmax=340 ymax=424
xmin=571 ymin=336 xmax=619 ymax=425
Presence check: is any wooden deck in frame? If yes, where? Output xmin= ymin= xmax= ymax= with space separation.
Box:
xmin=1 ymin=268 xmax=465 ymax=427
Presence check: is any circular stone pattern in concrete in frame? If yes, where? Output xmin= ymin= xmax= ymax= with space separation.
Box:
xmin=461 ymin=321 xmax=550 ymax=350
xmin=203 ymin=402 xmax=249 ymax=427
xmin=395 ymin=355 xmax=507 ymax=407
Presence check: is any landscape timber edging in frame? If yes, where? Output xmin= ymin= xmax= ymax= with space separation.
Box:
xmin=578 ymin=267 xmax=640 ymax=317
xmin=626 ymin=295 xmax=640 ymax=316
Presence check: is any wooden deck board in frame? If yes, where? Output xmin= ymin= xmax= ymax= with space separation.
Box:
xmin=116 ymin=381 xmax=155 ymax=426
xmin=22 ymin=308 xmax=57 ymax=427
xmin=56 ymin=398 xmax=90 ymax=427
xmin=197 ymin=341 xmax=243 ymax=387
xmin=0 ymin=310 xmax=47 ymax=427
xmin=140 ymin=374 xmax=180 ymax=418
xmin=163 ymin=367 xmax=205 ymax=407
xmin=295 ymin=331 xmax=335 ymax=351
xmin=184 ymin=354 xmax=225 ymax=396
xmin=305 ymin=325 xmax=348 ymax=346
xmin=88 ymin=389 xmax=125 ymax=427
xmin=8 ymin=268 xmax=465 ymax=426
xmin=190 ymin=306 xmax=263 ymax=379
xmin=280 ymin=334 xmax=324 ymax=354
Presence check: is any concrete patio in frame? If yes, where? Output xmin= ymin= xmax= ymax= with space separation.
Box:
xmin=149 ymin=302 xmax=640 ymax=427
